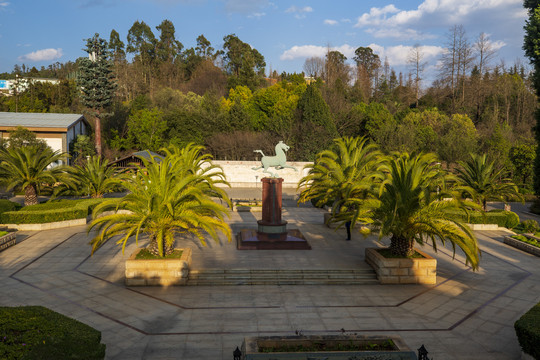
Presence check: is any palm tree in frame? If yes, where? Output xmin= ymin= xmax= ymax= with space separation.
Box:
xmin=88 ymin=145 xmax=231 ymax=257
xmin=297 ymin=136 xmax=382 ymax=228
xmin=70 ymin=156 xmax=124 ymax=198
xmin=455 ymin=153 xmax=522 ymax=211
xmin=370 ymin=152 xmax=481 ymax=269
xmin=0 ymin=146 xmax=68 ymax=206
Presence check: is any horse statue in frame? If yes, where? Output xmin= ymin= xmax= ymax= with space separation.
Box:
xmin=252 ymin=141 xmax=298 ymax=178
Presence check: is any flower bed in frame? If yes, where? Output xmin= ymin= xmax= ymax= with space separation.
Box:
xmin=125 ymin=247 xmax=192 ymax=286
xmin=504 ymin=235 xmax=540 ymax=257
xmin=241 ymin=335 xmax=416 ymax=360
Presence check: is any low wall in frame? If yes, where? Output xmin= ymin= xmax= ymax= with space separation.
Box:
xmin=211 ymin=161 xmax=312 ymax=188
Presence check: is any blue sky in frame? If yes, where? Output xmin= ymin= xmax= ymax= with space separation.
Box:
xmin=0 ymin=0 xmax=528 ymax=82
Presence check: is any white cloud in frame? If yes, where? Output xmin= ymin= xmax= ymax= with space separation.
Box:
xmin=367 ymin=43 xmax=445 ymax=66
xmin=0 ymin=2 xmax=9 ymax=7
xmin=354 ymin=0 xmax=524 ymax=40
xmin=285 ymin=5 xmax=313 ymax=13
xmin=248 ymin=12 xmax=266 ymax=18
xmin=280 ymin=44 xmax=355 ymax=60
xmin=224 ymin=0 xmax=269 ymax=14
xmin=324 ymin=19 xmax=338 ymax=25
xmin=367 ymin=28 xmax=436 ymax=41
xmin=19 ymin=48 xmax=64 ymax=62
xmin=285 ymin=5 xmax=313 ymax=18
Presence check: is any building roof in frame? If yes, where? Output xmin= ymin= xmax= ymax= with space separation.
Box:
xmin=0 ymin=112 xmax=86 ymax=130
xmin=108 ymin=150 xmax=163 ymax=168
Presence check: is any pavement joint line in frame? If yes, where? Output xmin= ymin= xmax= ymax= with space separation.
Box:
xmin=7 ymin=228 xmax=533 ymax=337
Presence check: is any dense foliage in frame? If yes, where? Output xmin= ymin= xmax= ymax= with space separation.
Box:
xmin=514 ymin=301 xmax=540 ymax=359
xmin=0 ymin=18 xmax=537 ymax=190
xmin=0 ymin=306 xmax=106 ymax=360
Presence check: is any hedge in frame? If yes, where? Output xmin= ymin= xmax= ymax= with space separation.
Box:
xmin=0 ymin=306 xmax=106 ymax=360
xmin=0 ymin=200 xmax=21 ymax=216
xmin=445 ymin=209 xmax=520 ymax=228
xmin=0 ymin=199 xmax=104 ymax=224
xmin=515 ymin=302 xmax=540 ymax=359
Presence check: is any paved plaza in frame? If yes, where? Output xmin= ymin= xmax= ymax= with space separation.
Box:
xmin=0 ymin=194 xmax=539 ymax=359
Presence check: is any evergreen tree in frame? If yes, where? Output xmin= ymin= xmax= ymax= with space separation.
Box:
xmin=524 ymin=0 xmax=540 ymax=195
xmin=77 ymin=33 xmax=117 ymax=157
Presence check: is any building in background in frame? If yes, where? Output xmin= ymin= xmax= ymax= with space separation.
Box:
xmin=0 ymin=112 xmax=89 ymax=163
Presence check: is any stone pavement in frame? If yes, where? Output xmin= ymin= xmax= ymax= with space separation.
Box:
xmin=0 ymin=200 xmax=539 ymax=359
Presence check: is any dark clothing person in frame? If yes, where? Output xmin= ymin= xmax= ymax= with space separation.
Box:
xmin=345 ymin=221 xmax=351 ymax=240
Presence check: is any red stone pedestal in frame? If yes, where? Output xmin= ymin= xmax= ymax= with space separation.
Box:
xmin=237 ymin=177 xmax=311 ymax=250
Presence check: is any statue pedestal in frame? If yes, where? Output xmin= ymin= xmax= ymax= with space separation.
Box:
xmin=237 ymin=177 xmax=311 ymax=250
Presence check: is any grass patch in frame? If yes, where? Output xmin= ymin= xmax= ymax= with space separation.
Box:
xmin=0 ymin=231 xmax=7 ymax=237
xmin=135 ymin=248 xmax=183 ymax=259
xmin=511 ymin=235 xmax=540 ymax=248
xmin=259 ymin=339 xmax=396 ymax=353
xmin=0 ymin=306 xmax=105 ymax=359
xmin=0 ymin=198 xmax=104 ymax=224
xmin=377 ymin=248 xmax=425 ymax=259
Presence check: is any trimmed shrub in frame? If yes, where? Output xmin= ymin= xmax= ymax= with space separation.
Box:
xmin=0 ymin=199 xmax=104 ymax=224
xmin=0 ymin=306 xmax=106 ymax=360
xmin=446 ymin=209 xmax=520 ymax=228
xmin=522 ymin=219 xmax=540 ymax=233
xmin=515 ymin=302 xmax=540 ymax=359
xmin=0 ymin=200 xmax=21 ymax=216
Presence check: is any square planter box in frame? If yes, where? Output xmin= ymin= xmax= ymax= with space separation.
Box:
xmin=125 ymin=247 xmax=192 ymax=286
xmin=241 ymin=335 xmax=416 ymax=360
xmin=365 ymin=247 xmax=437 ymax=285
xmin=0 ymin=231 xmax=17 ymax=252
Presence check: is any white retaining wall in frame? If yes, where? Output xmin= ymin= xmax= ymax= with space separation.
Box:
xmin=212 ymin=161 xmax=312 ymax=188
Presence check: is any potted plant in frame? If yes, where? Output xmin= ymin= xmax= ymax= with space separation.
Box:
xmin=88 ymin=144 xmax=232 ymax=286
xmin=323 ymin=151 xmax=481 ymax=284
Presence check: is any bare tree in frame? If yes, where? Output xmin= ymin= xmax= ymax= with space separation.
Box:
xmin=474 ymin=32 xmax=497 ymax=76
xmin=407 ymin=44 xmax=427 ymax=108
xmin=303 ymin=57 xmax=325 ymax=79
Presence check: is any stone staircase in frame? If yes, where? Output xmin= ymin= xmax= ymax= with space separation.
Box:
xmin=186 ymin=268 xmax=378 ymax=286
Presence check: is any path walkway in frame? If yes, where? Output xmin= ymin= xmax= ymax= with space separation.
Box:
xmin=0 ymin=204 xmax=539 ymax=359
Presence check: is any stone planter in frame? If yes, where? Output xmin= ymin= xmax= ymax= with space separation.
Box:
xmin=0 ymin=231 xmax=16 ymax=252
xmin=504 ymin=236 xmax=540 ymax=257
xmin=365 ymin=247 xmax=437 ymax=285
xmin=241 ymin=335 xmax=416 ymax=360
xmin=125 ymin=247 xmax=192 ymax=286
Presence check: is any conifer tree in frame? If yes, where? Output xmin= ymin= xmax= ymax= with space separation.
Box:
xmin=78 ymin=33 xmax=116 ymax=157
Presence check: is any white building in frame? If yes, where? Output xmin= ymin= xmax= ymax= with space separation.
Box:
xmin=0 ymin=112 xmax=89 ymax=162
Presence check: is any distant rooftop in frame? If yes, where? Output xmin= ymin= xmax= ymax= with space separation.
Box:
xmin=0 ymin=112 xmax=85 ymax=129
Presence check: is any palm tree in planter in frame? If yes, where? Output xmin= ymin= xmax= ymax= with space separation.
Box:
xmin=0 ymin=146 xmax=69 ymax=206
xmin=369 ymin=152 xmax=481 ymax=269
xmin=88 ymin=146 xmax=232 ymax=257
xmin=70 ymin=156 xmax=124 ymax=198
xmin=297 ymin=136 xmax=382 ymax=231
xmin=455 ymin=153 xmax=522 ymax=211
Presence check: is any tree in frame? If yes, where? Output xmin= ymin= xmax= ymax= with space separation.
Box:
xmin=221 ymin=34 xmax=266 ymax=90
xmin=509 ymin=143 xmax=536 ymax=190
xmin=297 ymin=136 xmax=381 ymax=227
xmin=407 ymin=44 xmax=426 ymax=108
xmin=353 ymin=47 xmax=381 ymax=100
xmin=303 ymin=57 xmax=325 ymax=79
xmin=325 ymin=50 xmax=350 ymax=87
xmin=88 ymin=145 xmax=231 ymax=257
xmin=195 ymin=34 xmax=215 ymax=59
xmin=70 ymin=156 xmax=123 ymax=198
xmin=126 ymin=108 xmax=167 ymax=151
xmin=523 ymin=0 xmax=540 ymax=195
xmin=78 ymin=33 xmax=117 ymax=157
xmin=455 ymin=153 xmax=522 ymax=211
xmin=367 ymin=152 xmax=480 ymax=268
xmin=155 ymin=19 xmax=183 ymax=63
xmin=294 ymin=83 xmax=337 ymax=160
xmin=108 ymin=29 xmax=126 ymax=62
xmin=4 ymin=126 xmax=48 ymax=150
xmin=0 ymin=146 xmax=69 ymax=206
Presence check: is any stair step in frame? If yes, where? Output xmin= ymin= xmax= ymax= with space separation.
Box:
xmin=186 ymin=268 xmax=378 ymax=286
